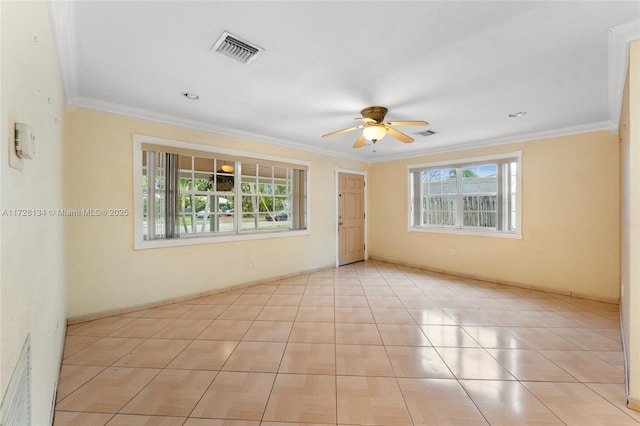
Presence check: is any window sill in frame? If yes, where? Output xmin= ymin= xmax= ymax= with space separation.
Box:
xmin=135 ymin=229 xmax=310 ymax=250
xmin=408 ymin=226 xmax=522 ymax=240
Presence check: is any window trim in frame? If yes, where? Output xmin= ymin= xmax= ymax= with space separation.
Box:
xmin=407 ymin=151 xmax=522 ymax=239
xmin=133 ymin=134 xmax=311 ymax=250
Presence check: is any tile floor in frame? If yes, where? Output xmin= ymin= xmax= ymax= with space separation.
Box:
xmin=54 ymin=261 xmax=640 ymax=425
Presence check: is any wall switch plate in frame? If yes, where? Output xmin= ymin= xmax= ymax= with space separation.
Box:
xmin=15 ymin=122 xmax=35 ymax=159
xmin=8 ymin=117 xmax=23 ymax=171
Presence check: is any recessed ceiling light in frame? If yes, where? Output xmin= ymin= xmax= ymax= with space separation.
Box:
xmin=508 ymin=111 xmax=526 ymax=118
xmin=183 ymin=92 xmax=199 ymax=100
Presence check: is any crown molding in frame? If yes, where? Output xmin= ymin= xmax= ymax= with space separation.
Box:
xmin=368 ymin=121 xmax=616 ymax=163
xmin=49 ymin=0 xmax=79 ymax=102
xmin=69 ymin=96 xmax=365 ymax=163
xmin=608 ymin=19 xmax=640 ymax=131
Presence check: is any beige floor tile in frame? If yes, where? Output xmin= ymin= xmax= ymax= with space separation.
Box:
xmin=397 ymin=296 xmax=435 ymax=309
xmin=106 ymin=414 xmax=186 ymax=425
xmin=244 ymin=284 xmax=277 ymax=294
xmin=66 ymin=317 xmax=134 ymax=337
xmin=242 ymin=320 xmax=293 ymax=342
xmin=143 ymin=304 xmax=194 ymax=319
xmin=334 ymin=295 xmax=369 ymax=307
xmin=53 ymin=411 xmax=113 ymax=426
xmin=263 ymin=374 xmax=336 ymax=423
xmin=218 ymin=305 xmax=262 ymax=320
xmin=57 ymin=365 xmax=106 ymax=402
xmin=586 ymin=383 xmax=640 ymax=422
xmin=272 ymin=285 xmax=306 ymax=295
xmin=295 ymin=306 xmax=335 ymax=322
xmin=179 ymin=304 xmax=227 ymax=320
xmin=442 ymin=308 xmax=499 ymax=326
xmin=151 ymin=318 xmax=212 ymax=339
xmin=550 ymin=327 xmax=622 ymax=351
xmin=335 ymin=323 xmax=382 ymax=345
xmin=256 ymin=305 xmax=299 ymax=321
xmin=113 ymin=339 xmax=191 ymax=368
xmin=386 ymin=346 xmax=454 ymax=379
xmin=523 ymin=382 xmax=640 ymax=425
xmin=184 ymin=420 xmax=259 ymax=426
xmin=407 ymin=308 xmax=457 ymax=325
xmin=486 ymin=348 xmax=577 ymax=382
xmin=222 ymin=341 xmax=286 ymax=372
xmin=377 ymin=324 xmax=430 ymax=346
xmin=335 ymin=344 xmax=394 ymax=376
xmin=197 ymin=319 xmax=252 ymax=340
xmin=363 ymin=286 xmax=396 ymax=296
xmin=398 ymin=378 xmax=488 ymax=425
xmin=304 ymin=285 xmax=334 ymax=295
xmin=538 ymin=350 xmax=625 ymax=383
xmin=300 ymin=295 xmax=334 ymax=307
xmin=366 ymin=296 xmax=405 ymax=309
xmin=420 ymin=325 xmax=481 ymax=347
xmin=62 ymin=336 xmax=101 ymax=359
xmin=590 ymin=350 xmax=626 ymax=370
xmin=233 ymin=293 xmax=272 ymax=305
xmin=191 ymin=371 xmax=275 ymax=420
xmin=168 ymin=339 xmax=237 ymax=370
xmin=265 ymin=294 xmax=303 ymax=306
xmin=198 ymin=293 xmax=239 ymax=304
xmin=108 ymin=318 xmax=174 ymax=338
xmin=56 ymin=367 xmax=160 ymax=413
xmin=436 ymin=347 xmax=515 ymax=380
xmin=336 ymin=376 xmax=412 ymax=425
xmin=289 ymin=321 xmax=335 ymax=343
xmin=334 ymin=307 xmax=374 ymax=323
xmin=63 ymin=337 xmax=145 ymax=366
xmin=334 ymin=286 xmax=364 ymax=296
xmin=461 ymin=380 xmax=564 ymax=425
xmin=462 ymin=326 xmax=530 ymax=349
xmin=507 ymin=327 xmax=581 ymax=350
xmin=371 ymin=307 xmax=415 ymax=324
xmin=279 ymin=343 xmax=336 ymax=374
xmin=121 ymin=369 xmax=216 ymax=416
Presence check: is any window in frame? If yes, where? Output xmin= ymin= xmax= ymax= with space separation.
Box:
xmin=134 ymin=136 xmax=309 ymax=248
xmin=408 ymin=152 xmax=521 ymax=237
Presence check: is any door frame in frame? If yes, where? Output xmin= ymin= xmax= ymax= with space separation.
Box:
xmin=335 ymin=167 xmax=368 ymax=267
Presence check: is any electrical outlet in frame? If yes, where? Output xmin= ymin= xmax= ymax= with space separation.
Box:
xmin=246 ymin=260 xmax=253 ymax=270
xmin=450 ymin=248 xmax=457 ymax=256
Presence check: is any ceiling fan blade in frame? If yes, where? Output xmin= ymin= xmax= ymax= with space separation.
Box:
xmin=384 ymin=120 xmax=429 ymax=126
xmin=355 ymin=117 xmax=376 ymax=123
xmin=353 ymin=133 xmax=367 ymax=149
xmin=322 ymin=124 xmax=364 ymax=138
xmin=387 ymin=127 xmax=414 ymax=144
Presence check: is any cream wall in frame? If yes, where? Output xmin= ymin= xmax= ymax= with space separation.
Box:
xmin=620 ymin=39 xmax=640 ymax=407
xmin=369 ymin=131 xmax=620 ymax=301
xmin=0 ymin=1 xmax=66 ymax=424
xmin=64 ymin=108 xmax=367 ymax=318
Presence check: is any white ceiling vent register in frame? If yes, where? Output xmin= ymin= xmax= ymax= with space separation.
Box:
xmin=211 ymin=31 xmax=264 ymax=64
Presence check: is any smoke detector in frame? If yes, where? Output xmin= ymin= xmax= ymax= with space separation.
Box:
xmin=211 ymin=31 xmax=264 ymax=64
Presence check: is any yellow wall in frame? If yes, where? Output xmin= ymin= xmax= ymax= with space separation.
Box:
xmin=64 ymin=108 xmax=367 ymax=318
xmin=0 ymin=2 xmax=66 ymax=424
xmin=369 ymin=131 xmax=620 ymax=301
xmin=620 ymin=39 xmax=640 ymax=407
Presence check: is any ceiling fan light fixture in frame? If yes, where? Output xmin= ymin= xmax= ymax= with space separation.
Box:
xmin=363 ymin=124 xmax=387 ymax=142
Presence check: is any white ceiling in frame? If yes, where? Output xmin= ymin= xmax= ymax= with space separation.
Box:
xmin=50 ymin=1 xmax=640 ymax=162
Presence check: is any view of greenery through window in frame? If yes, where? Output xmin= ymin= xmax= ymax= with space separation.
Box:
xmin=142 ymin=149 xmax=306 ymax=240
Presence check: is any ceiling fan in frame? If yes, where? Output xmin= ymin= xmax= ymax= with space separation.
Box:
xmin=322 ymin=106 xmax=429 ymax=148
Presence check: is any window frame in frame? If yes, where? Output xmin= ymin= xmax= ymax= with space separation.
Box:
xmin=407 ymin=151 xmax=522 ymax=239
xmin=133 ymin=135 xmax=311 ymax=250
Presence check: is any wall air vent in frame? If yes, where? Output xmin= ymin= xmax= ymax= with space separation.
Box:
xmin=211 ymin=31 xmax=264 ymax=64
xmin=416 ymin=129 xmax=438 ymax=137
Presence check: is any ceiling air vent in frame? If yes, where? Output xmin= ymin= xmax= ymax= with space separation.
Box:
xmin=416 ymin=129 xmax=438 ymax=137
xmin=211 ymin=31 xmax=264 ymax=64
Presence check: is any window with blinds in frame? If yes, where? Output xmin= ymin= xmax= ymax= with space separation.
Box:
xmin=408 ymin=152 xmax=521 ymax=238
xmin=134 ymin=136 xmax=309 ymax=248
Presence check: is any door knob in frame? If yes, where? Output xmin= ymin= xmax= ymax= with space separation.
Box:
xmin=338 ymin=221 xmax=343 ymax=226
